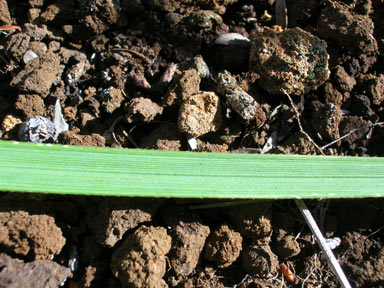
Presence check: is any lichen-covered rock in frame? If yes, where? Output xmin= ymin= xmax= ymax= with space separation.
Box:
xmin=217 ymin=70 xmax=260 ymax=121
xmin=317 ymin=0 xmax=378 ymax=55
xmin=249 ymin=26 xmax=330 ymax=95
xmin=204 ymin=223 xmax=242 ymax=268
xmin=178 ymin=91 xmax=222 ymax=138
xmin=0 ymin=211 xmax=66 ymax=260
xmin=111 ymin=225 xmax=172 ymax=288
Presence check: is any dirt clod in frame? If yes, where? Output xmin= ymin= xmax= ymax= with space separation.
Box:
xmin=111 ymin=225 xmax=172 ymax=288
xmin=204 ymin=223 xmax=242 ymax=268
xmin=0 ymin=210 xmax=66 ymax=260
xmin=124 ymin=97 xmax=163 ymax=124
xmin=88 ymin=198 xmax=161 ymax=247
xmin=242 ymin=244 xmax=279 ymax=277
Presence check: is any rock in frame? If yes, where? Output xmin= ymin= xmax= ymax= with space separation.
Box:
xmin=323 ymin=82 xmax=343 ymax=106
xmin=273 ymin=131 xmax=317 ymax=155
xmin=0 ymin=253 xmax=72 ymax=288
xmin=204 ymin=223 xmax=242 ymax=268
xmin=88 ymin=198 xmax=161 ymax=247
xmin=217 ymin=70 xmax=260 ymax=121
xmin=242 ymin=245 xmax=278 ymax=277
xmin=111 ymin=225 xmax=172 ymax=288
xmin=1 ymin=115 xmax=22 ymax=134
xmin=146 ymin=0 xmax=238 ymax=15
xmin=317 ymin=0 xmax=378 ymax=55
xmin=178 ymin=91 xmax=222 ymax=138
xmin=18 ymin=115 xmax=56 ymax=143
xmin=3 ymin=33 xmax=31 ymax=62
xmin=249 ymin=26 xmax=330 ymax=95
xmin=0 ymin=211 xmax=66 ymax=260
xmin=124 ymin=97 xmax=163 ymax=123
xmin=59 ymin=47 xmax=90 ymax=84
xmin=100 ymin=87 xmax=124 ymax=114
xmin=214 ymin=33 xmax=250 ymax=72
xmin=163 ymin=69 xmax=201 ymax=107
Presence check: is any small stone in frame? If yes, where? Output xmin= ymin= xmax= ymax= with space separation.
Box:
xmin=163 ymin=206 xmax=210 ymax=277
xmin=100 ymin=87 xmax=124 ymax=114
xmin=178 ymin=91 xmax=222 ymax=138
xmin=217 ymin=70 xmax=259 ymax=121
xmin=1 ymin=115 xmax=22 ymax=133
xmin=249 ymin=26 xmax=330 ymax=95
xmin=87 ymin=198 xmax=160 ymax=247
xmin=18 ymin=115 xmax=56 ymax=143
xmin=214 ymin=33 xmax=250 ymax=72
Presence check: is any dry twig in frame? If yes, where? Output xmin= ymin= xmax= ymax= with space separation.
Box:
xmin=283 ymin=89 xmax=325 ymax=155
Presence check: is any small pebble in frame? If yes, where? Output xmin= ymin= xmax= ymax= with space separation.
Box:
xmin=217 ymin=70 xmax=259 ymax=121
xmin=214 ymin=33 xmax=250 ymax=72
xmin=18 ymin=115 xmax=56 ymax=143
xmin=178 ymin=91 xmax=222 ymax=138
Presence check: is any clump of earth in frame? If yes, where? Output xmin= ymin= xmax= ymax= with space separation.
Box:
xmin=0 ymin=0 xmax=384 ymax=287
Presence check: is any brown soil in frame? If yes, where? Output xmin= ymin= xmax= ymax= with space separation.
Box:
xmin=0 ymin=0 xmax=384 ymax=287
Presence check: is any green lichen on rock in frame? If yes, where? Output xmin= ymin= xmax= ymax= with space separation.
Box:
xmin=249 ymin=27 xmax=330 ymax=95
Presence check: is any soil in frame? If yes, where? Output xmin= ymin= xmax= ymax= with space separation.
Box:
xmin=0 ymin=0 xmax=384 ymax=287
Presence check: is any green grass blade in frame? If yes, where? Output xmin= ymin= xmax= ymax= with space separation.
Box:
xmin=0 ymin=140 xmax=383 ymax=199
